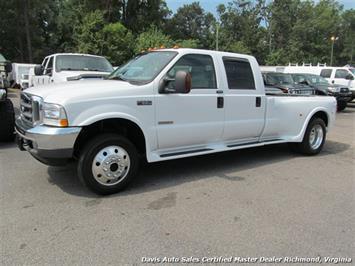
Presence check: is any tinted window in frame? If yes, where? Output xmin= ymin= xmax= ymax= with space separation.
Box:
xmin=167 ymin=54 xmax=216 ymax=89
xmin=320 ymin=69 xmax=332 ymax=78
xmin=223 ymin=58 xmax=255 ymax=90
xmin=335 ymin=69 xmax=349 ymax=79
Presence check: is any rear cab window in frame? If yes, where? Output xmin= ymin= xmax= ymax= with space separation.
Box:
xmin=222 ymin=57 xmax=255 ymax=90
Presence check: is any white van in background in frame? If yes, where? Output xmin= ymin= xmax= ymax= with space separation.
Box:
xmin=284 ymin=65 xmax=355 ymax=100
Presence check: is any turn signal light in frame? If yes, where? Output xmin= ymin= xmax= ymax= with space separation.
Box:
xmin=59 ymin=119 xmax=68 ymax=127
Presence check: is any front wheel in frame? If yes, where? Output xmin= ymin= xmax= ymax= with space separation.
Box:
xmin=289 ymin=118 xmax=326 ymax=155
xmin=337 ymin=100 xmax=347 ymax=111
xmin=77 ymin=134 xmax=140 ymax=195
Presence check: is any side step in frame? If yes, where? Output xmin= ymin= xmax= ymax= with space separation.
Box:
xmin=160 ymin=148 xmax=213 ymax=158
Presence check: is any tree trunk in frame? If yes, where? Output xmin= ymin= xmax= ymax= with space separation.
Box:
xmin=23 ymin=0 xmax=33 ymax=63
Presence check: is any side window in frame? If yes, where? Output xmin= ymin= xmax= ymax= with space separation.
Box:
xmin=335 ymin=69 xmax=349 ymax=79
xmin=223 ymin=57 xmax=255 ymax=90
xmin=320 ymin=69 xmax=332 ymax=78
xmin=167 ymin=54 xmax=216 ymax=89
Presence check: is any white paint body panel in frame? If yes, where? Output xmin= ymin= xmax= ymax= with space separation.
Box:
xmin=25 ymin=49 xmax=337 ymax=163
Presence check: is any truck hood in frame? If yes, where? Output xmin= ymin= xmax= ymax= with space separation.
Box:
xmin=24 ymin=79 xmax=146 ymax=105
xmin=54 ymin=70 xmax=111 ymax=82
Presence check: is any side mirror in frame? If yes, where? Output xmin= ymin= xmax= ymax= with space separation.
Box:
xmin=299 ymin=80 xmax=309 ymax=85
xmin=175 ymin=71 xmax=191 ymax=93
xmin=34 ymin=65 xmax=43 ymax=76
xmin=159 ymin=71 xmax=192 ymax=94
xmin=5 ymin=62 xmax=12 ymax=73
xmin=345 ymin=74 xmax=354 ymax=80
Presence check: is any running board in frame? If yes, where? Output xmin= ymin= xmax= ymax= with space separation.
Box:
xmin=160 ymin=148 xmax=213 ymax=158
xmin=158 ymin=139 xmax=284 ymax=159
xmin=227 ymin=139 xmax=282 ymax=148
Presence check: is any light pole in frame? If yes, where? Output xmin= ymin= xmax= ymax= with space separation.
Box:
xmin=216 ymin=23 xmax=219 ymax=51
xmin=330 ymin=36 xmax=339 ymax=66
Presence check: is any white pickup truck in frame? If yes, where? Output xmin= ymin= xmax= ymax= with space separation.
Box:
xmin=16 ymin=49 xmax=336 ymax=195
xmin=31 ymin=53 xmax=113 ymax=87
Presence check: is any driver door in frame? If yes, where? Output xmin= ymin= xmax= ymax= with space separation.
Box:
xmin=155 ymin=53 xmax=224 ymax=151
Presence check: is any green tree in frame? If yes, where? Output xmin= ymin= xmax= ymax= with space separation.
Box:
xmin=74 ymin=10 xmax=134 ymax=65
xmin=167 ymin=2 xmax=215 ymax=48
xmin=134 ymin=26 xmax=173 ymax=53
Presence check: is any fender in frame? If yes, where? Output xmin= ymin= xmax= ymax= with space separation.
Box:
xmin=290 ymin=107 xmax=332 ymax=142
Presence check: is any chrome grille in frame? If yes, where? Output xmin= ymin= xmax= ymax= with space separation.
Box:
xmin=20 ymin=92 xmax=41 ymax=125
xmin=20 ymin=92 xmax=33 ymax=123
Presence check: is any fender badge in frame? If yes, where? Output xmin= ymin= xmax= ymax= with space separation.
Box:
xmin=137 ymin=100 xmax=152 ymax=106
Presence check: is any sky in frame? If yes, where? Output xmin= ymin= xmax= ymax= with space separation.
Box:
xmin=166 ymin=0 xmax=355 ymax=15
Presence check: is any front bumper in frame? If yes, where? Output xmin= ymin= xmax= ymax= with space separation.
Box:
xmin=333 ymin=92 xmax=352 ymax=102
xmin=15 ymin=117 xmax=81 ymax=165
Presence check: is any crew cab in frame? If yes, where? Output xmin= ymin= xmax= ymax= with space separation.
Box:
xmin=15 ymin=49 xmax=336 ymax=195
xmin=31 ymin=53 xmax=113 ymax=87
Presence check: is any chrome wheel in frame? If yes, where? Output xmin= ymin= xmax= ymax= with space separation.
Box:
xmin=91 ymin=145 xmax=130 ymax=186
xmin=309 ymin=124 xmax=324 ymax=150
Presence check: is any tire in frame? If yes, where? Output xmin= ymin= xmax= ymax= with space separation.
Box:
xmin=0 ymin=99 xmax=15 ymax=142
xmin=337 ymin=101 xmax=347 ymax=111
xmin=77 ymin=133 xmax=140 ymax=195
xmin=289 ymin=118 xmax=326 ymax=155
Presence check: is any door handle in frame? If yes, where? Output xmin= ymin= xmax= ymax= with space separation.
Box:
xmin=332 ymin=80 xmax=335 ymax=84
xmin=217 ymin=97 xmax=224 ymax=108
xmin=256 ymin=96 xmax=261 ymax=107
xmin=216 ymin=90 xmax=223 ymax=94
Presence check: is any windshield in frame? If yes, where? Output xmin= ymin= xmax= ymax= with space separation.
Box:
xmin=55 ymin=55 xmax=113 ymax=72
xmin=108 ymin=51 xmax=178 ymax=83
xmin=306 ymin=75 xmax=329 ymax=85
xmin=267 ymin=73 xmax=294 ymax=85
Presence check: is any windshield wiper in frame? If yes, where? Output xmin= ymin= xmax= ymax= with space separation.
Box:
xmin=108 ymin=74 xmax=129 ymax=82
xmin=59 ymin=68 xmax=83 ymax=71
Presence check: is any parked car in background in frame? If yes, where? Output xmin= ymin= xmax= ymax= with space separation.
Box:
xmin=31 ymin=53 xmax=114 ymax=88
xmin=0 ymin=54 xmax=15 ymax=141
xmin=10 ymin=63 xmax=36 ymax=90
xmin=291 ymin=73 xmax=352 ymax=111
xmin=16 ymin=49 xmax=336 ymax=195
xmin=284 ymin=65 xmax=355 ymax=100
xmin=262 ymin=72 xmax=316 ymax=95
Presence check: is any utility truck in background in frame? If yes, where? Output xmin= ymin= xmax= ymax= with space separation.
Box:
xmin=16 ymin=49 xmax=336 ymax=195
xmin=31 ymin=53 xmax=114 ymax=87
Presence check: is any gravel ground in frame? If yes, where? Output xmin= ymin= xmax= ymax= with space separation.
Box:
xmin=1 ymin=89 xmax=354 ymax=265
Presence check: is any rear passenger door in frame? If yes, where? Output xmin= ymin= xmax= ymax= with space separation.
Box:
xmin=220 ymin=57 xmax=266 ymax=144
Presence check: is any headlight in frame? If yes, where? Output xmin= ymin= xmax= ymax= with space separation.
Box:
xmin=0 ymin=88 xmax=6 ymax=100
xmin=43 ymin=102 xmax=68 ymax=127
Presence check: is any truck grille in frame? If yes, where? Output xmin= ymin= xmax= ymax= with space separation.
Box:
xmin=340 ymin=87 xmax=349 ymax=93
xmin=20 ymin=92 xmax=41 ymax=124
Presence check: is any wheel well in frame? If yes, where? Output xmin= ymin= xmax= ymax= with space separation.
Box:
xmin=74 ymin=118 xmax=146 ymax=158
xmin=311 ymin=111 xmax=328 ymax=127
